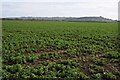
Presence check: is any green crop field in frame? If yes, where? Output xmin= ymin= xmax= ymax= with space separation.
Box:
xmin=2 ymin=20 xmax=120 ymax=79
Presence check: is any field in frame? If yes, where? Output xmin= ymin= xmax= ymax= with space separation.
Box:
xmin=2 ymin=20 xmax=120 ymax=79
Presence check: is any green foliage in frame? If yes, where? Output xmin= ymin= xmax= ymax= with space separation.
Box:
xmin=93 ymin=73 xmax=102 ymax=80
xmin=103 ymin=72 xmax=117 ymax=80
xmin=3 ymin=64 xmax=22 ymax=74
xmin=67 ymin=49 xmax=80 ymax=57
xmin=39 ymin=53 xmax=60 ymax=59
xmin=26 ymin=54 xmax=38 ymax=62
xmin=92 ymin=58 xmax=107 ymax=66
xmin=89 ymin=64 xmax=104 ymax=73
xmin=105 ymin=51 xmax=120 ymax=59
xmin=79 ymin=72 xmax=90 ymax=80
xmin=2 ymin=20 xmax=119 ymax=79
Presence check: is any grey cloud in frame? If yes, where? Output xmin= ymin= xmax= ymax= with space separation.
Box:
xmin=2 ymin=1 xmax=118 ymax=20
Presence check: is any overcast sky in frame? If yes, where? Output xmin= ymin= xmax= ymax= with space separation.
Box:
xmin=1 ymin=0 xmax=120 ymax=20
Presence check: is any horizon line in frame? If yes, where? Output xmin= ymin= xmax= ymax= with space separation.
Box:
xmin=1 ymin=16 xmax=117 ymax=20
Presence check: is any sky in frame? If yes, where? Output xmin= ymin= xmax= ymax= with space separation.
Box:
xmin=1 ymin=0 xmax=120 ymax=20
